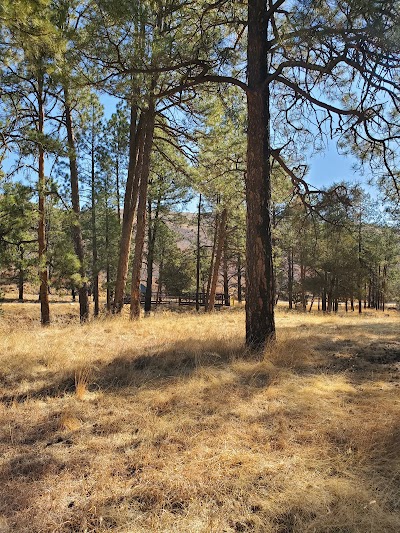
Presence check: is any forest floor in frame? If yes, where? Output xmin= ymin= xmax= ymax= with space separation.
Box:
xmin=0 ymin=301 xmax=399 ymax=532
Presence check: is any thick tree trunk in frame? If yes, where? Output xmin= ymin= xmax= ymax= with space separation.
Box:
xmin=245 ymin=0 xmax=275 ymax=349
xmin=196 ymin=194 xmax=202 ymax=311
xmin=207 ymin=209 xmax=228 ymax=311
xmin=64 ymin=90 xmax=89 ymax=322
xmin=37 ymin=76 xmax=50 ymax=326
xmin=130 ymin=106 xmax=156 ymax=320
xmin=113 ymin=105 xmax=144 ymax=313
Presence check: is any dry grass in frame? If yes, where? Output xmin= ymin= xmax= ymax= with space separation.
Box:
xmin=0 ymin=304 xmax=399 ymax=532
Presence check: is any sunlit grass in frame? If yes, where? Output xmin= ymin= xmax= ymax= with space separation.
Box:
xmin=0 ymin=304 xmax=399 ymax=532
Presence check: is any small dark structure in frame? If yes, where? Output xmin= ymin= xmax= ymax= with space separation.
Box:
xmin=124 ymin=291 xmax=229 ymax=308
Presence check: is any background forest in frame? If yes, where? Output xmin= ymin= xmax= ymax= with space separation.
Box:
xmin=1 ymin=0 xmax=400 ymax=323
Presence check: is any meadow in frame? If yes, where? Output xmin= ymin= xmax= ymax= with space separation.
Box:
xmin=0 ymin=301 xmax=399 ymax=532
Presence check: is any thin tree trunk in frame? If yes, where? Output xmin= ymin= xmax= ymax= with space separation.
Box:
xmin=18 ymin=245 xmax=24 ymax=301
xmin=37 ymin=74 xmax=50 ymax=326
xmin=207 ymin=208 xmax=228 ymax=312
xmin=91 ymin=104 xmax=99 ymax=317
xmin=113 ymin=103 xmax=143 ymax=313
xmin=156 ymin=254 xmax=164 ymax=306
xmin=245 ymin=0 xmax=275 ymax=349
xmin=196 ymin=194 xmax=202 ymax=311
xmin=237 ymin=253 xmax=242 ymax=303
xmin=223 ymin=227 xmax=229 ymax=306
xmin=105 ymin=187 xmax=111 ymax=312
xmin=288 ymin=248 xmax=293 ymax=310
xmin=205 ymin=212 xmax=219 ymax=311
xmin=130 ymin=105 xmax=156 ymax=320
xmin=116 ymin=157 xmax=121 ymax=224
xmin=145 ymin=196 xmax=161 ymax=314
xmin=64 ymin=89 xmax=89 ymax=322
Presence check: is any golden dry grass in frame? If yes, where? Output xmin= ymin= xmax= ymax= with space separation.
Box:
xmin=0 ymin=304 xmax=399 ymax=532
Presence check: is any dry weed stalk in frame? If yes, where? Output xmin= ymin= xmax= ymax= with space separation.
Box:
xmin=75 ymin=367 xmax=91 ymax=400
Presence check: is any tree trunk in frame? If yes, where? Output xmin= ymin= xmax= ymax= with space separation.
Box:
xmin=223 ymin=228 xmax=229 ymax=306
xmin=18 ymin=245 xmax=24 ymax=301
xmin=145 ymin=196 xmax=161 ymax=314
xmin=64 ymin=89 xmax=89 ymax=322
xmin=207 ymin=209 xmax=228 ymax=311
xmin=288 ymin=248 xmax=293 ymax=310
xmin=37 ymin=74 xmax=50 ymax=326
xmin=245 ymin=0 xmax=275 ymax=349
xmin=205 ymin=212 xmax=219 ymax=311
xmin=237 ymin=253 xmax=242 ymax=304
xmin=113 ymin=104 xmax=144 ymax=313
xmin=91 ymin=105 xmax=99 ymax=317
xmin=130 ymin=105 xmax=156 ymax=320
xmin=105 ymin=187 xmax=111 ymax=312
xmin=196 ymin=194 xmax=202 ymax=311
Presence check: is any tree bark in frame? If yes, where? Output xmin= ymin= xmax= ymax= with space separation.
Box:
xmin=223 ymin=227 xmax=229 ymax=306
xmin=245 ymin=0 xmax=275 ymax=349
xmin=113 ymin=104 xmax=144 ymax=313
xmin=37 ymin=74 xmax=50 ymax=326
xmin=207 ymin=208 xmax=227 ymax=311
xmin=205 ymin=212 xmax=219 ymax=311
xmin=130 ymin=105 xmax=156 ymax=320
xmin=145 ymin=195 xmax=161 ymax=313
xmin=237 ymin=253 xmax=242 ymax=303
xmin=90 ymin=104 xmax=99 ymax=317
xmin=18 ymin=245 xmax=24 ymax=301
xmin=196 ymin=194 xmax=202 ymax=311
xmin=64 ymin=89 xmax=89 ymax=322
xmin=288 ymin=248 xmax=293 ymax=310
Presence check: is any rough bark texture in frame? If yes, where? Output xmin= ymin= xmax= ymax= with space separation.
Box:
xmin=64 ymin=91 xmax=89 ymax=322
xmin=130 ymin=106 xmax=156 ymax=320
xmin=113 ymin=105 xmax=143 ymax=313
xmin=207 ymin=209 xmax=227 ymax=312
xmin=245 ymin=0 xmax=275 ymax=349
xmin=38 ymin=75 xmax=50 ymax=326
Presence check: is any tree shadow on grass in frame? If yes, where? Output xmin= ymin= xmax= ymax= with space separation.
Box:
xmin=0 ymin=336 xmax=248 ymax=404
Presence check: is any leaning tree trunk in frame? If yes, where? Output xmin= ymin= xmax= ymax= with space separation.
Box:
xmin=113 ymin=104 xmax=144 ymax=313
xmin=207 ymin=209 xmax=228 ymax=312
xmin=64 ymin=89 xmax=89 ymax=322
xmin=130 ymin=105 xmax=156 ymax=320
xmin=245 ymin=0 xmax=275 ymax=349
xmin=37 ymin=74 xmax=50 ymax=326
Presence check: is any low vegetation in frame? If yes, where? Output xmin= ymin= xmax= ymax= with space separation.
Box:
xmin=1 ymin=304 xmax=399 ymax=532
